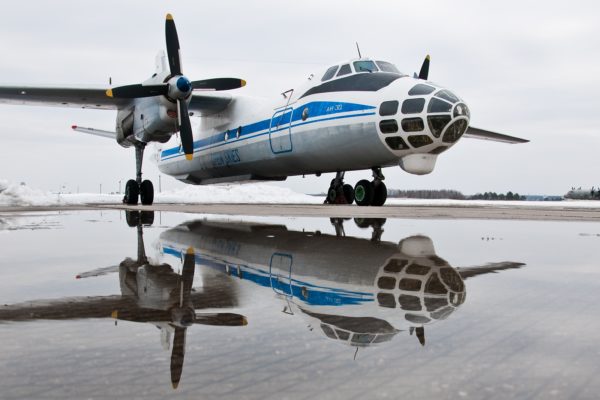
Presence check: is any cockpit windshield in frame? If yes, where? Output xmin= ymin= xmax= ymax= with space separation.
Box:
xmin=353 ymin=60 xmax=379 ymax=73
xmin=376 ymin=61 xmax=400 ymax=74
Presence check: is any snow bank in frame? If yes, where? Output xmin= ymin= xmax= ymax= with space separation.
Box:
xmin=155 ymin=183 xmax=321 ymax=204
xmin=385 ymin=198 xmax=600 ymax=208
xmin=0 ymin=180 xmax=320 ymax=206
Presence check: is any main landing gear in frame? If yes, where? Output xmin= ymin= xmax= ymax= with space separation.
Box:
xmin=123 ymin=145 xmax=155 ymax=206
xmin=324 ymin=168 xmax=387 ymax=207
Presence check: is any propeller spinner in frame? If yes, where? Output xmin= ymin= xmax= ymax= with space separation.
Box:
xmin=107 ymin=14 xmax=246 ymax=160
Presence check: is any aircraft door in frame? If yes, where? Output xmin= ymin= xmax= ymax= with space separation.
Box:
xmin=269 ymin=108 xmax=293 ymax=154
xmin=269 ymin=253 xmax=293 ymax=296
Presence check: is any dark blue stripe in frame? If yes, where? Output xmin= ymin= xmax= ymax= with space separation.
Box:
xmin=163 ymin=246 xmax=373 ymax=306
xmin=161 ymin=101 xmax=375 ymax=160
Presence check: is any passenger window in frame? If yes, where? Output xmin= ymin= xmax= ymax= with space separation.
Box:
xmin=353 ymin=60 xmax=378 ymax=73
xmin=401 ymin=98 xmax=425 ymax=114
xmin=408 ymin=84 xmax=436 ymax=96
xmin=379 ymin=100 xmax=399 ymax=116
xmin=428 ymin=98 xmax=452 ymax=113
xmin=379 ymin=119 xmax=398 ymax=134
xmin=321 ymin=66 xmax=338 ymax=81
xmin=401 ymin=118 xmax=424 ymax=132
xmin=337 ymin=64 xmax=352 ymax=76
xmin=385 ymin=136 xmax=409 ymax=150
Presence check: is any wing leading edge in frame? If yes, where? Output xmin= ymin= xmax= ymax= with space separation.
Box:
xmin=464 ymin=126 xmax=529 ymax=144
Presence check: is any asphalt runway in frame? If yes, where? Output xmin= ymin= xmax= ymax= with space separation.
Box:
xmin=2 ymin=203 xmax=600 ymax=221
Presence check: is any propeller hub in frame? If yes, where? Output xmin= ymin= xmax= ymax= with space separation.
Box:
xmin=167 ymin=75 xmax=192 ymax=100
xmin=176 ymin=76 xmax=192 ymax=93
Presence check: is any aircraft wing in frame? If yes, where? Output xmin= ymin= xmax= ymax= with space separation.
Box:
xmin=188 ymin=92 xmax=233 ymax=116
xmin=0 ymin=85 xmax=234 ymax=115
xmin=0 ymin=85 xmax=132 ymax=110
xmin=457 ymin=261 xmax=526 ymax=280
xmin=464 ymin=126 xmax=529 ymax=144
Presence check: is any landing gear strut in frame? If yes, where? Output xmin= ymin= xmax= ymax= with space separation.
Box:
xmin=324 ymin=171 xmax=354 ymax=204
xmin=123 ymin=145 xmax=154 ymax=205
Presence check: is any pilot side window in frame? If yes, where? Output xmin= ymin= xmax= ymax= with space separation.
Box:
xmin=337 ymin=64 xmax=352 ymax=77
xmin=353 ymin=60 xmax=378 ymax=73
xmin=376 ymin=61 xmax=400 ymax=74
xmin=321 ymin=66 xmax=339 ymax=81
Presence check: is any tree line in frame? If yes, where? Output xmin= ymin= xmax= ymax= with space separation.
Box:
xmin=387 ymin=189 xmax=525 ymax=200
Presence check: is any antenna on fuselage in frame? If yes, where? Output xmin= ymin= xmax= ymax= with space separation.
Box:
xmin=355 ymin=42 xmax=362 ymax=58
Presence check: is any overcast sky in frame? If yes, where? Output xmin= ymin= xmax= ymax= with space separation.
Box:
xmin=1 ymin=0 xmax=599 ymax=196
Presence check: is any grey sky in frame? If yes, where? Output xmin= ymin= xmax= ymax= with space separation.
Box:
xmin=1 ymin=0 xmax=598 ymax=195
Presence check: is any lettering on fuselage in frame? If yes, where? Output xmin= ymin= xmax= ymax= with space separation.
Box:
xmin=210 ymin=149 xmax=241 ymax=167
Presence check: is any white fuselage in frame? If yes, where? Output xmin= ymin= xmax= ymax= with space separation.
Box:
xmin=156 ymin=59 xmax=470 ymax=184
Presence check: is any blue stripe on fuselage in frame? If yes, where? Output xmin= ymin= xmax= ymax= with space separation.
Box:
xmin=163 ymin=246 xmax=373 ymax=306
xmin=160 ymin=101 xmax=376 ymax=161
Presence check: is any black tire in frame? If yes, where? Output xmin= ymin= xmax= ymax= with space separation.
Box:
xmin=354 ymin=180 xmax=374 ymax=206
xmin=372 ymin=181 xmax=387 ymax=206
xmin=125 ymin=210 xmax=140 ymax=227
xmin=343 ymin=184 xmax=355 ymax=204
xmin=326 ymin=187 xmax=338 ymax=204
xmin=140 ymin=180 xmax=154 ymax=205
xmin=140 ymin=211 xmax=155 ymax=226
xmin=123 ymin=179 xmax=139 ymax=205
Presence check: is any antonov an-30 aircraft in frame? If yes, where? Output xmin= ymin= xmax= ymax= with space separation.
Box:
xmin=0 ymin=14 xmax=528 ymax=206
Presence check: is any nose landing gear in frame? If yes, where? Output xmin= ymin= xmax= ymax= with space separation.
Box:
xmin=325 ymin=168 xmax=387 ymax=207
xmin=123 ymin=145 xmax=155 ymax=205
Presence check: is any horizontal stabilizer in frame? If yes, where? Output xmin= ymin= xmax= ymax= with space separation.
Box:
xmin=464 ymin=126 xmax=529 ymax=144
xmin=72 ymin=125 xmax=116 ymax=139
xmin=75 ymin=265 xmax=120 ymax=279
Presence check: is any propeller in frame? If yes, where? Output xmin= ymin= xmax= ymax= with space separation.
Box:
xmin=107 ymin=14 xmax=246 ymax=160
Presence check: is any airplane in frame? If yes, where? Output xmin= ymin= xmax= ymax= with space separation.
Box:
xmin=0 ymin=211 xmax=247 ymax=389
xmin=159 ymin=217 xmax=526 ymax=349
xmin=0 ymin=14 xmax=528 ymax=207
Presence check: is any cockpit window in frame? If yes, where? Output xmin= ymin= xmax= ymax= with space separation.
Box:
xmin=376 ymin=61 xmax=400 ymax=73
xmin=353 ymin=60 xmax=378 ymax=73
xmin=435 ymin=90 xmax=459 ymax=104
xmin=337 ymin=64 xmax=352 ymax=77
xmin=321 ymin=65 xmax=338 ymax=82
xmin=428 ymin=98 xmax=452 ymax=113
xmin=409 ymin=84 xmax=436 ymax=96
xmin=321 ymin=324 xmax=337 ymax=339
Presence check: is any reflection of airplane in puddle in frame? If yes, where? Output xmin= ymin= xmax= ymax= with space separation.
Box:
xmin=160 ymin=218 xmax=524 ymax=350
xmin=0 ymin=211 xmax=247 ymax=389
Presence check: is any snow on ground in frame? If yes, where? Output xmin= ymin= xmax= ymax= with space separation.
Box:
xmin=0 ymin=180 xmax=320 ymax=206
xmin=2 ymin=179 xmax=600 ymax=208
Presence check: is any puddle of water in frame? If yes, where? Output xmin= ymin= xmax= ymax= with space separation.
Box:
xmin=0 ymin=211 xmax=599 ymax=399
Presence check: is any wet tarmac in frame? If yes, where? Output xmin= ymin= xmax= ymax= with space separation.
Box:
xmin=0 ymin=210 xmax=599 ymax=399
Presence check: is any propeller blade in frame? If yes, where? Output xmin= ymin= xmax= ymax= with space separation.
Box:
xmin=194 ymin=312 xmax=248 ymax=326
xmin=170 ymin=327 xmax=186 ymax=389
xmin=106 ymin=84 xmax=168 ymax=99
xmin=165 ymin=14 xmax=182 ymax=76
xmin=181 ymin=247 xmax=195 ymax=306
xmin=191 ymin=78 xmax=247 ymax=91
xmin=177 ymin=100 xmax=194 ymax=160
xmin=418 ymin=55 xmax=430 ymax=80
